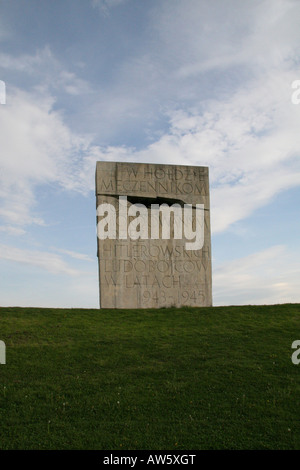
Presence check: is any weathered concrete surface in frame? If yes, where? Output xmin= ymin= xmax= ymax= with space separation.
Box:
xmin=96 ymin=161 xmax=212 ymax=308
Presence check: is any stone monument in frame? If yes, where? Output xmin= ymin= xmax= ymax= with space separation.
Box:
xmin=96 ymin=161 xmax=212 ymax=308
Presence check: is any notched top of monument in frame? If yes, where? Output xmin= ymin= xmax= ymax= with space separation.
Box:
xmin=96 ymin=161 xmax=210 ymax=207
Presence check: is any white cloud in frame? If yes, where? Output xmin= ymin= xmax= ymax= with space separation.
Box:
xmin=0 ymin=225 xmax=26 ymax=236
xmin=213 ymin=245 xmax=300 ymax=305
xmin=52 ymin=248 xmax=94 ymax=262
xmin=153 ymin=0 xmax=300 ymax=76
xmin=0 ymin=243 xmax=81 ymax=276
xmin=0 ymin=46 xmax=90 ymax=96
xmin=0 ymin=86 xmax=91 ymax=226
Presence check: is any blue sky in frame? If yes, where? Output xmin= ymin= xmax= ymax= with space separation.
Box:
xmin=0 ymin=0 xmax=299 ymax=308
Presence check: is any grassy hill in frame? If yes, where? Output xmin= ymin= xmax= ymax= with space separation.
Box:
xmin=0 ymin=304 xmax=299 ymax=450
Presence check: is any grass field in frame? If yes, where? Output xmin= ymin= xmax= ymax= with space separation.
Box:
xmin=0 ymin=304 xmax=299 ymax=450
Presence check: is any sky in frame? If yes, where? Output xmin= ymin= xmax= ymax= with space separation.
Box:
xmin=0 ymin=0 xmax=299 ymax=308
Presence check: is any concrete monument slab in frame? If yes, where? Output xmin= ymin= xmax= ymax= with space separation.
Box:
xmin=96 ymin=161 xmax=212 ymax=308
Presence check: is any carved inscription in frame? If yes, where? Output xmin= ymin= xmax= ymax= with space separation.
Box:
xmin=96 ymin=162 xmax=212 ymax=308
